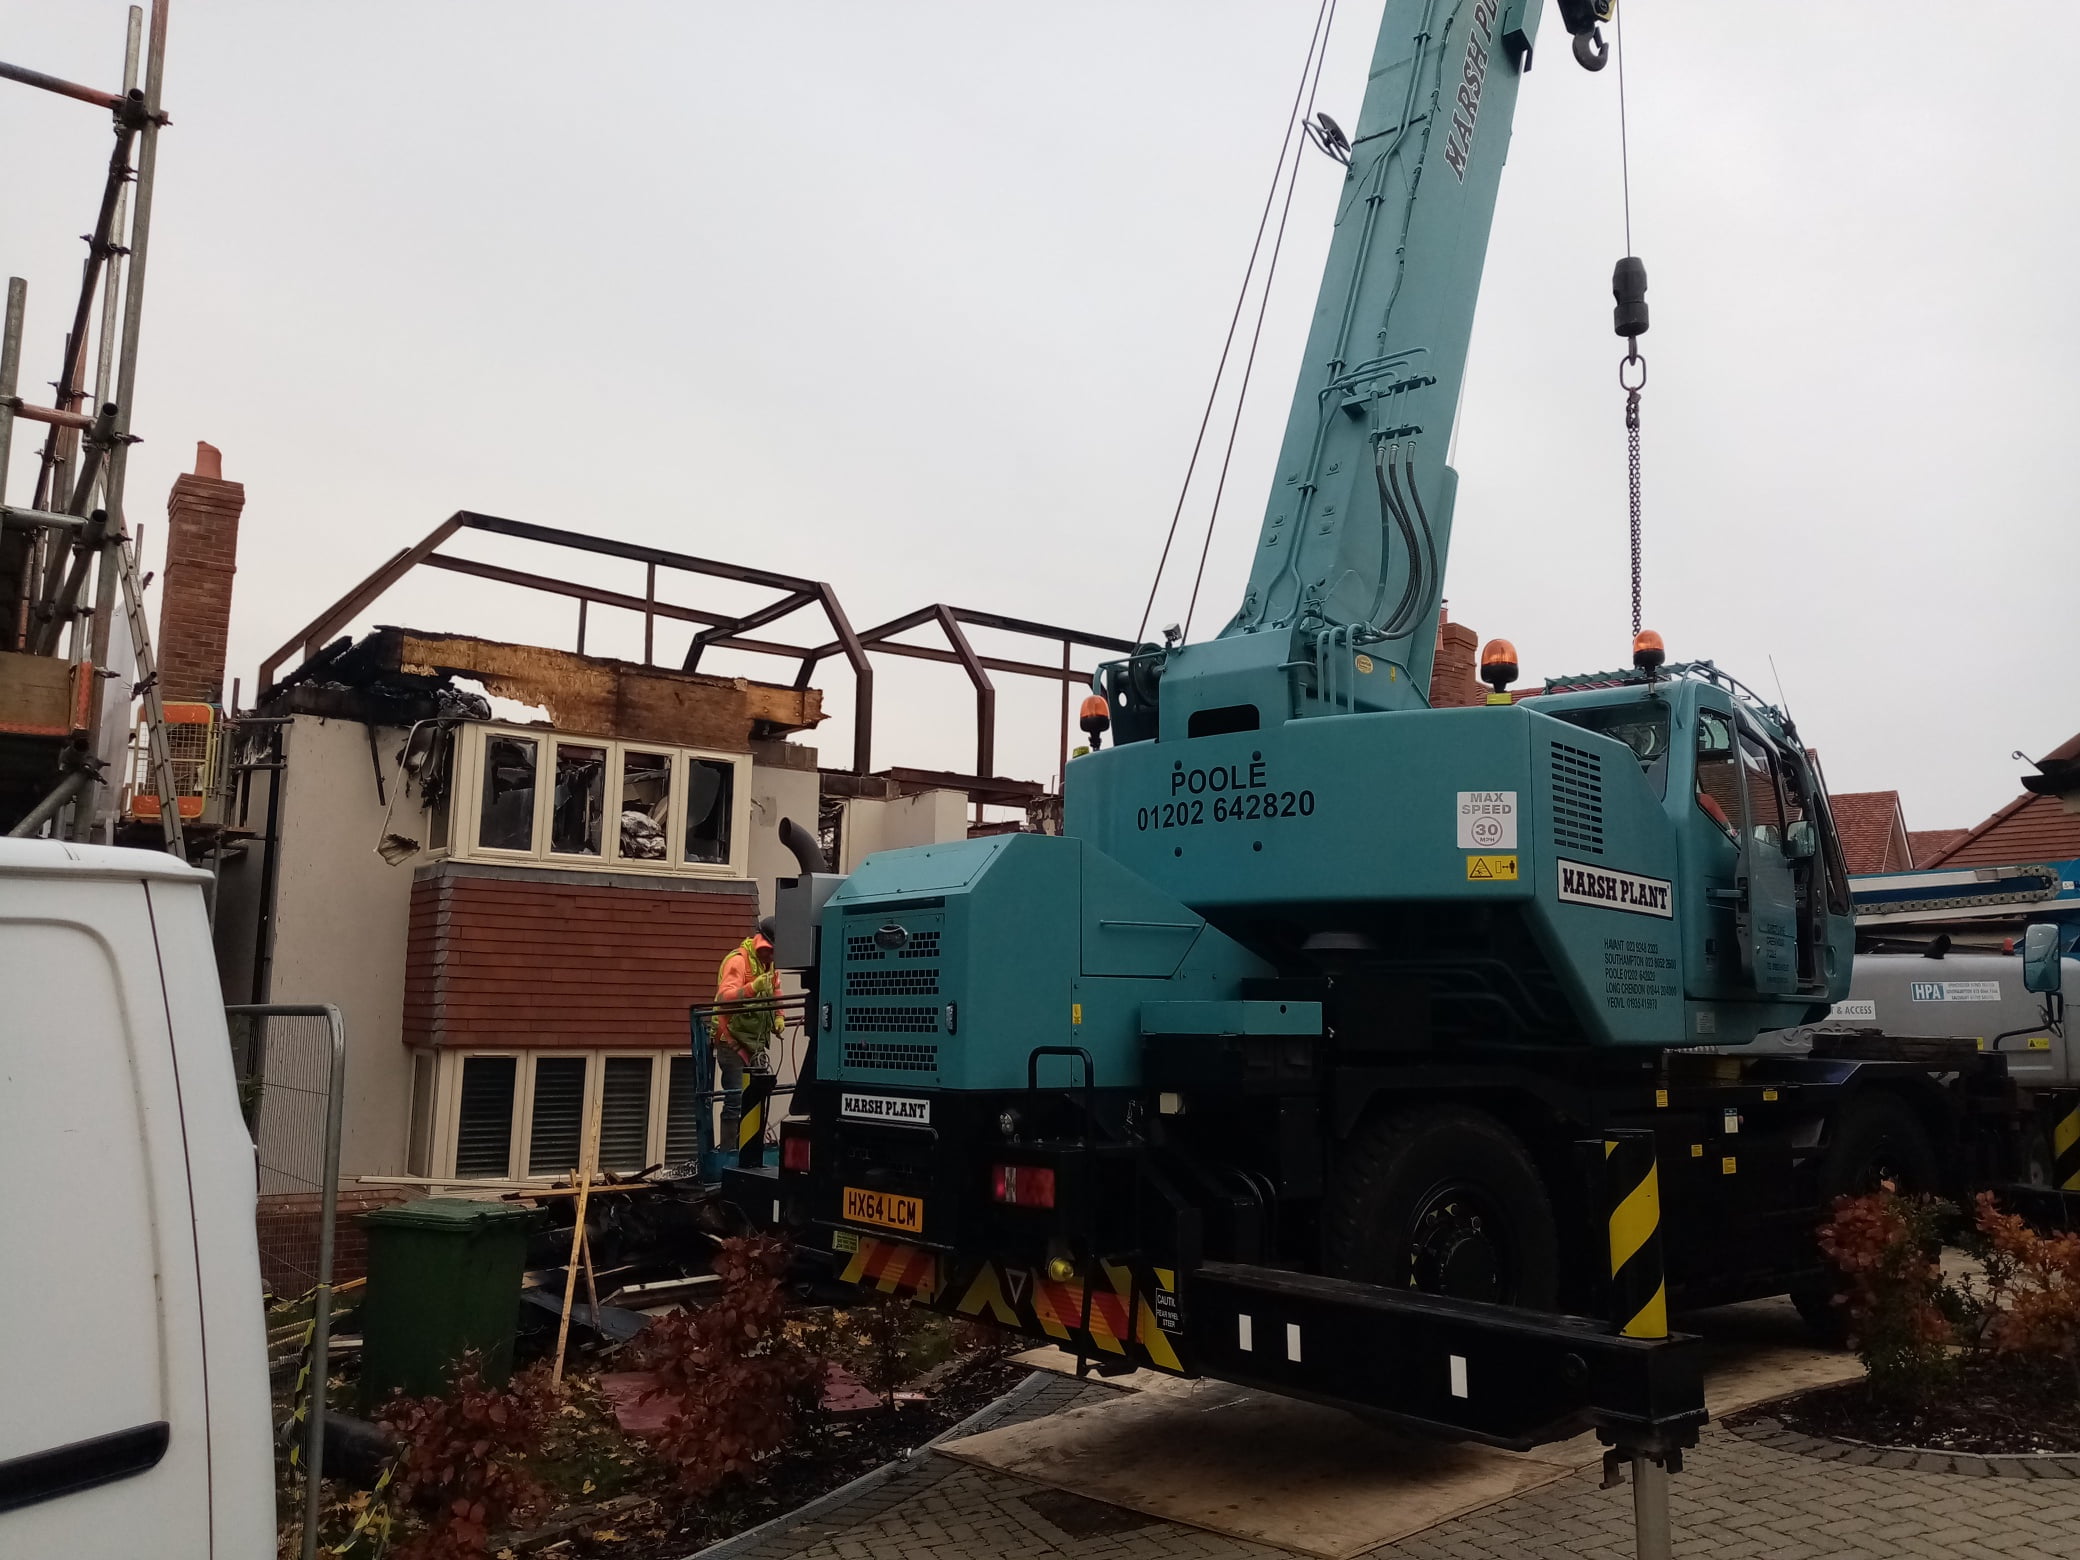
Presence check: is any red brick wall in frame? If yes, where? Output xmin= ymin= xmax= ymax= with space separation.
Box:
xmin=158 ymin=463 xmax=245 ymax=705
xmin=1429 ymin=611 xmax=1482 ymax=709
xmin=255 ymin=1187 xmax=416 ymax=1294
xmin=404 ymin=866 xmax=757 ymax=1048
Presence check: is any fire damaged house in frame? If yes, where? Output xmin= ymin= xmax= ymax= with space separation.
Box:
xmin=216 ymin=626 xmax=825 ymax=1188
xmin=199 ymin=510 xmax=1125 ymax=1192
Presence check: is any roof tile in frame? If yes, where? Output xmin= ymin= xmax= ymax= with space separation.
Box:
xmin=1829 ymin=790 xmax=1913 ymax=874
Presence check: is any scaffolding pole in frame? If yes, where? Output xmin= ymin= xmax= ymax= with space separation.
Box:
xmin=0 ymin=4 xmax=175 ymax=846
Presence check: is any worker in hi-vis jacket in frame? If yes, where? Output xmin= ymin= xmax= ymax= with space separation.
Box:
xmin=711 ymin=917 xmax=781 ymax=1154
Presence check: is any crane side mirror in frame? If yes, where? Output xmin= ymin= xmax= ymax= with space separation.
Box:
xmin=2022 ymin=923 xmax=2064 ymax=995
xmin=1783 ymin=820 xmax=1817 ymax=861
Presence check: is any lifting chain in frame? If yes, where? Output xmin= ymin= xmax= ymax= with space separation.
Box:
xmin=1621 ymin=348 xmax=1645 ymax=638
xmin=1611 ymin=255 xmax=1649 ymax=640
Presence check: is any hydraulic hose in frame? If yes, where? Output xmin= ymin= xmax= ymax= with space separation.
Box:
xmin=1399 ymin=446 xmax=1440 ymax=639
xmin=1384 ymin=450 xmax=1424 ymax=637
xmin=1370 ymin=441 xmax=1424 ymax=635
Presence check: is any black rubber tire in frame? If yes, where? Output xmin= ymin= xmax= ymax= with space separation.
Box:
xmin=1324 ymin=1104 xmax=1560 ymax=1310
xmin=1791 ymin=1091 xmax=1940 ymax=1347
xmin=1815 ymin=1090 xmax=1941 ymax=1202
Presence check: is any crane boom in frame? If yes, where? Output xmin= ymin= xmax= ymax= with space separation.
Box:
xmin=1104 ymin=0 xmax=1555 ymax=740
xmin=1228 ymin=0 xmax=1540 ymax=699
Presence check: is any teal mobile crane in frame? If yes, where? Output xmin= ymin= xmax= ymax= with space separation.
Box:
xmin=761 ymin=0 xmax=2052 ymax=1491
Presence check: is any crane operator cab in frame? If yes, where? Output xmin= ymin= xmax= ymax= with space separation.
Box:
xmin=1538 ymin=652 xmax=1853 ymax=1021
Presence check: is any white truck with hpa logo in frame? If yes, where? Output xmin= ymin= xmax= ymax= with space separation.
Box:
xmin=1820 ymin=946 xmax=2077 ymax=1088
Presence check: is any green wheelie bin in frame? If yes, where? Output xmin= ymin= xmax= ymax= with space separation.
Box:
xmin=358 ymin=1198 xmax=535 ymax=1409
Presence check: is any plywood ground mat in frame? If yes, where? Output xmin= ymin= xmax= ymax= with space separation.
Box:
xmin=942 ymin=1298 xmax=1859 ymax=1558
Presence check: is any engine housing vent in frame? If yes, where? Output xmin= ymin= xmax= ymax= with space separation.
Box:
xmin=1550 ymin=742 xmax=1606 ymax=857
xmin=841 ymin=1040 xmax=939 ymax=1073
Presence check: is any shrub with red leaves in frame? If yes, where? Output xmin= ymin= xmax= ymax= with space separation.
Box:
xmin=1974 ymin=1191 xmax=2080 ymax=1399
xmin=635 ymin=1235 xmax=822 ymax=1495
xmin=1815 ymin=1188 xmax=1958 ymax=1405
xmin=377 ymin=1355 xmax=556 ymax=1560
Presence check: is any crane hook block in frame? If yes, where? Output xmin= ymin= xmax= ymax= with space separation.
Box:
xmin=1612 ymin=255 xmax=1649 ymax=339
xmin=1558 ymin=0 xmax=1615 ymax=70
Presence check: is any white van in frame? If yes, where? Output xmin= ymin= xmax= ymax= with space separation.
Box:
xmin=0 ymin=840 xmax=272 ymax=1557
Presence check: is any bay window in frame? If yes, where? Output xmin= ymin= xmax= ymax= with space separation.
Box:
xmin=451 ymin=723 xmax=749 ymax=877
xmin=420 ymin=1049 xmax=704 ymax=1181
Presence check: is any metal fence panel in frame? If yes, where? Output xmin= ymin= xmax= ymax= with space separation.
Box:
xmin=227 ymin=1003 xmax=343 ymax=1560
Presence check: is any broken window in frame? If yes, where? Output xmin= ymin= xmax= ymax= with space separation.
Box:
xmin=684 ymin=756 xmax=735 ymax=866
xmin=551 ymin=743 xmax=606 ymax=856
xmin=620 ymin=749 xmax=670 ymax=861
xmin=478 ymin=735 xmax=539 ymax=852
xmin=528 ymin=1056 xmax=588 ymax=1176
xmin=459 ymin=725 xmax=744 ymax=874
xmin=599 ymin=1057 xmax=654 ymax=1172
xmin=454 ymin=1056 xmax=517 ymax=1177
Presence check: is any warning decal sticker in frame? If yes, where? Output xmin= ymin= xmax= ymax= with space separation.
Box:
xmin=1456 ymin=791 xmax=1518 ymax=850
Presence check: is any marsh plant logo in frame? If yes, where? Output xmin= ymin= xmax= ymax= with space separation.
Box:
xmin=1443 ymin=0 xmax=1502 ymax=182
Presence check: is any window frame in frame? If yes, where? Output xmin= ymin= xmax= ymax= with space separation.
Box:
xmin=450 ymin=721 xmax=751 ymax=879
xmin=431 ymin=1049 xmax=683 ymax=1181
xmin=449 ymin=1053 xmax=521 ymax=1180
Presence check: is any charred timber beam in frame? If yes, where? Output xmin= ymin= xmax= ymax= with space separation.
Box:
xmin=878 ymin=766 xmax=1043 ymax=806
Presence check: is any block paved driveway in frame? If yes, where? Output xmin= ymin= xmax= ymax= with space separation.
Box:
xmin=720 ymin=1376 xmax=2080 ymax=1560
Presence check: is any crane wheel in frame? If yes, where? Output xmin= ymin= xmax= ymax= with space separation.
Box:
xmin=1790 ymin=1091 xmax=1941 ymax=1347
xmin=1323 ymin=1104 xmax=1559 ymax=1310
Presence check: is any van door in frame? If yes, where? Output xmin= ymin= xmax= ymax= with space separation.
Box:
xmin=0 ymin=877 xmax=209 ymax=1556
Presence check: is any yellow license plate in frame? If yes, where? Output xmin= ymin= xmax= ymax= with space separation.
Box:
xmin=843 ymin=1186 xmax=925 ymax=1234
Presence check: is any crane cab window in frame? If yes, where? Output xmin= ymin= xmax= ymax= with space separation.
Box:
xmin=1737 ymin=729 xmax=1788 ymax=850
xmin=1549 ymin=701 xmax=1669 ymax=798
xmin=1694 ymin=711 xmax=1740 ymax=842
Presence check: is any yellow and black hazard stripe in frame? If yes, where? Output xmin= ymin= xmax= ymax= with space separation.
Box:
xmin=736 ymin=1069 xmax=776 ymax=1166
xmin=840 ymin=1235 xmax=941 ymax=1301
xmin=1604 ymin=1129 xmax=1667 ymax=1340
xmin=2048 ymin=1091 xmax=2080 ymax=1191
xmin=948 ymin=1255 xmax=1186 ymax=1373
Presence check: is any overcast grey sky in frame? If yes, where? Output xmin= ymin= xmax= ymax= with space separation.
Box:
xmin=6 ymin=2 xmax=2074 ymax=835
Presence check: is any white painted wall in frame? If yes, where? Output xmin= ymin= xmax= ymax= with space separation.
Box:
xmin=837 ymin=789 xmax=969 ymax=872
xmin=747 ymin=750 xmax=822 ymax=915
xmin=263 ymin=716 xmax=431 ymax=1179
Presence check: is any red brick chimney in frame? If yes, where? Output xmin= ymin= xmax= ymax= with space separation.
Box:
xmin=157 ymin=441 xmax=244 ymax=706
xmin=1429 ymin=603 xmax=1482 ymax=709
